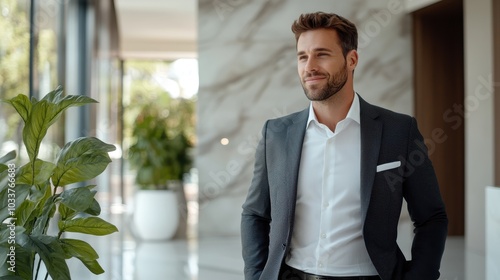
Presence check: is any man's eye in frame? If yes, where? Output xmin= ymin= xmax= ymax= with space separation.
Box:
xmin=318 ymin=53 xmax=329 ymax=57
xmin=298 ymin=56 xmax=307 ymax=61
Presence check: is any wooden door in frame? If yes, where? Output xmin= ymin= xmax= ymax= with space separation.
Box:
xmin=413 ymin=0 xmax=465 ymax=235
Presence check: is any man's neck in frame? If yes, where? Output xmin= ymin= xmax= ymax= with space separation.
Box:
xmin=312 ymin=89 xmax=355 ymax=132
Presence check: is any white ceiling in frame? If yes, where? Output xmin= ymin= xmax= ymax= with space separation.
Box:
xmin=114 ymin=0 xmax=197 ymax=60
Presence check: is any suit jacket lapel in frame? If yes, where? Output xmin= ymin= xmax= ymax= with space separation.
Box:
xmin=359 ymin=96 xmax=383 ymax=223
xmin=284 ymin=108 xmax=308 ymax=235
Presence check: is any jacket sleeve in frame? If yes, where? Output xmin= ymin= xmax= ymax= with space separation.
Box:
xmin=403 ymin=117 xmax=448 ymax=280
xmin=241 ymin=121 xmax=272 ymax=280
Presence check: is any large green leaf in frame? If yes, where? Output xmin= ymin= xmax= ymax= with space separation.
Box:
xmin=58 ymin=203 xmax=77 ymax=221
xmin=0 ymin=170 xmax=8 ymax=193
xmin=79 ymin=258 xmax=105 ymax=275
xmin=3 ymin=94 xmax=31 ymax=123
xmin=29 ymin=183 xmax=55 ymax=235
xmin=55 ymin=154 xmax=111 ymax=186
xmin=0 ymin=247 xmax=7 ymax=272
xmin=52 ymin=137 xmax=115 ymax=186
xmin=0 ymin=188 xmax=12 ymax=223
xmin=13 ymin=245 xmax=34 ymax=279
xmin=17 ymin=185 xmax=50 ymax=235
xmin=59 ymin=238 xmax=99 ymax=261
xmin=0 ymin=245 xmax=35 ymax=279
xmin=32 ymin=197 xmax=56 ymax=235
xmin=0 ymin=226 xmax=27 ymax=277
xmin=0 ymin=275 xmax=26 ymax=279
xmin=0 ymin=243 xmax=32 ymax=279
xmin=58 ymin=217 xmax=118 ymax=236
xmin=84 ymin=199 xmax=101 ymax=216
xmin=61 ymin=185 xmax=100 ymax=216
xmin=17 ymin=234 xmax=70 ymax=280
xmin=14 ymin=199 xmax=37 ymax=227
xmin=0 ymin=151 xmax=16 ymax=164
xmin=58 ymin=186 xmax=97 ymax=219
xmin=41 ymin=86 xmax=97 ymax=111
xmin=0 ymin=185 xmax=30 ymax=223
xmin=22 ymin=100 xmax=53 ymax=163
xmin=82 ymin=186 xmax=101 ymax=216
xmin=22 ymin=87 xmax=97 ymax=162
xmin=16 ymin=160 xmax=55 ymax=185
xmin=0 ymin=152 xmax=16 ymax=179
xmin=59 ymin=186 xmax=95 ymax=212
xmin=0 ymin=224 xmax=25 ymax=245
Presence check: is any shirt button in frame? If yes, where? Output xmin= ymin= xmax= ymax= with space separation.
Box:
xmin=323 ymin=202 xmax=329 ymax=208
xmin=321 ymin=233 xmax=326 ymax=239
xmin=318 ymin=262 xmax=323 ymax=268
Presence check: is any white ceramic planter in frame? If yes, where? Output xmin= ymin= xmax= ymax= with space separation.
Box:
xmin=486 ymin=186 xmax=500 ymax=280
xmin=132 ymin=190 xmax=179 ymax=240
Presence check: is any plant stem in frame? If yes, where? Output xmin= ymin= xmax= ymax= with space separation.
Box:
xmin=44 ymin=272 xmax=49 ymax=280
xmin=53 ymin=185 xmax=59 ymax=196
xmin=30 ymin=154 xmax=36 ymax=186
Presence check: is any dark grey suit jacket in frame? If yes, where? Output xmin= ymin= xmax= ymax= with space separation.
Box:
xmin=241 ymin=95 xmax=448 ymax=280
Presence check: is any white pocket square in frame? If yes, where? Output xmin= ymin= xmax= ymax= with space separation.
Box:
xmin=376 ymin=161 xmax=401 ymax=172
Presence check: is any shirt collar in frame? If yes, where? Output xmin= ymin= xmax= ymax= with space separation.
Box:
xmin=306 ymin=93 xmax=361 ymax=128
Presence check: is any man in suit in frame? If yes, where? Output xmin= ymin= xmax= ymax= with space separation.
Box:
xmin=241 ymin=12 xmax=448 ymax=280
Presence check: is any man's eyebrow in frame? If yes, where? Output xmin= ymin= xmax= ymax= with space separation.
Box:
xmin=297 ymin=51 xmax=306 ymax=56
xmin=313 ymin=48 xmax=333 ymax=53
xmin=296 ymin=48 xmax=333 ymax=56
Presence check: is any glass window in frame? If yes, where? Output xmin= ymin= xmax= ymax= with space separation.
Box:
xmin=34 ymin=0 xmax=64 ymax=155
xmin=35 ymin=0 xmax=60 ymax=96
xmin=0 ymin=0 xmax=30 ymax=156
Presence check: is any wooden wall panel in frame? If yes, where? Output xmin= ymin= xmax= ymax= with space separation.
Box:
xmin=413 ymin=0 xmax=465 ymax=235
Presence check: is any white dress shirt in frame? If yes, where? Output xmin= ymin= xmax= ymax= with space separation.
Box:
xmin=286 ymin=93 xmax=378 ymax=276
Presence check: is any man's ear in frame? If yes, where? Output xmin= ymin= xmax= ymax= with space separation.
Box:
xmin=347 ymin=49 xmax=358 ymax=71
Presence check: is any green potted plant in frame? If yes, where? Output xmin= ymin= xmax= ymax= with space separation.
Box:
xmin=0 ymin=86 xmax=118 ymax=279
xmin=127 ymin=99 xmax=192 ymax=240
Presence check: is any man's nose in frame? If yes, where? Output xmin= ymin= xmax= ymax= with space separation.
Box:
xmin=304 ymin=58 xmax=318 ymax=72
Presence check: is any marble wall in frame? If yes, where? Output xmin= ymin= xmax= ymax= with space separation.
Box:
xmin=197 ymin=0 xmax=413 ymax=236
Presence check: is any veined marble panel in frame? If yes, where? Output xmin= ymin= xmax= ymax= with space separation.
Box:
xmin=197 ymin=0 xmax=413 ymax=236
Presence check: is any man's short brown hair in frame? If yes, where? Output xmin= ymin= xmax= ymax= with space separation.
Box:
xmin=291 ymin=12 xmax=358 ymax=57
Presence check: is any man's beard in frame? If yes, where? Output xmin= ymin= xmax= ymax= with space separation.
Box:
xmin=301 ymin=62 xmax=348 ymax=101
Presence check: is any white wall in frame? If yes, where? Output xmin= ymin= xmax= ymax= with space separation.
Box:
xmin=197 ymin=0 xmax=414 ymax=236
xmin=464 ymin=0 xmax=495 ymax=278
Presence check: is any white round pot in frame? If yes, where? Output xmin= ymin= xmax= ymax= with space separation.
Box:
xmin=132 ymin=190 xmax=179 ymax=240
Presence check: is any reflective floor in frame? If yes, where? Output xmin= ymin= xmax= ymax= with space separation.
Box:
xmin=65 ymin=210 xmax=243 ymax=280
xmin=60 ymin=212 xmax=484 ymax=280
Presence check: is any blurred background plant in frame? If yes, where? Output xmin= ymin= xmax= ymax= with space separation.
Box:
xmin=123 ymin=60 xmax=196 ymax=190
xmin=127 ymin=97 xmax=193 ymax=190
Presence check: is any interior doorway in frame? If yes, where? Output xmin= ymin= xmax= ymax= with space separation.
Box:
xmin=413 ymin=0 xmax=465 ymax=235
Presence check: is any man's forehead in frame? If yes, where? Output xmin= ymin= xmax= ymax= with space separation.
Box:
xmin=297 ymin=29 xmax=340 ymax=50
